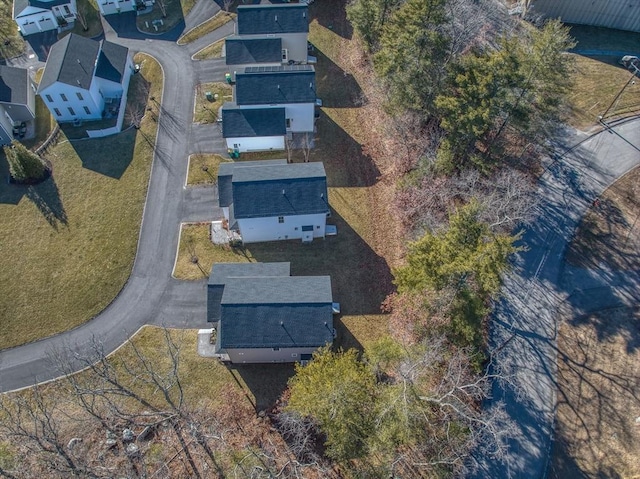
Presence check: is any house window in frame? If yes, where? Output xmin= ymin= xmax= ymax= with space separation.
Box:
xmin=76 ymin=92 xmax=83 ymax=101
xmin=291 ymin=353 xmax=298 ymax=358
xmin=83 ymin=106 xmax=91 ymax=115
xmin=282 ymin=49 xmax=288 ymax=61
xmin=316 ymin=225 xmax=320 ymax=229
xmin=45 ymin=94 xmax=53 ymax=103
xmin=63 ymin=5 xmax=71 ymax=15
xmin=273 ymin=347 xmax=280 ymax=351
xmin=60 ymin=93 xmax=68 ymax=102
xmin=68 ymin=107 xmax=75 ymax=115
xmin=278 ymin=216 xmax=284 ymax=223
xmin=53 ymin=108 xmax=61 ymax=116
xmin=285 ymin=118 xmax=291 ymax=129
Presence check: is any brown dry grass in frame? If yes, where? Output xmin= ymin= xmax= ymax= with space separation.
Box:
xmin=187 ymin=153 xmax=230 ymax=185
xmin=551 ymin=307 xmax=640 ymax=479
xmin=193 ymin=39 xmax=225 ymax=60
xmin=566 ymin=166 xmax=640 ymax=270
xmin=193 ymin=82 xmax=232 ymax=124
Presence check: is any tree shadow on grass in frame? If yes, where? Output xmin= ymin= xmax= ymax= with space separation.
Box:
xmin=26 ymin=176 xmax=68 ymax=229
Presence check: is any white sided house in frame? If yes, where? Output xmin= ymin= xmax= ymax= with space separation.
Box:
xmin=0 ymin=66 xmax=36 ymax=146
xmin=232 ymin=4 xmax=309 ymax=64
xmin=207 ymin=262 xmax=334 ymax=364
xmin=217 ymin=160 xmax=330 ymax=244
xmin=37 ymin=34 xmax=133 ymax=123
xmin=13 ymin=0 xmax=76 ymax=35
xmin=98 ymin=0 xmax=154 ymax=16
xmin=221 ymin=103 xmax=286 ymax=152
xmin=235 ymin=65 xmax=316 ymax=134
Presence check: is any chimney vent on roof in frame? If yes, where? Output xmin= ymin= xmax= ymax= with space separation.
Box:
xmin=309 ymin=82 xmax=313 ymax=88
xmin=280 ymin=321 xmax=284 ymax=326
xmin=282 ymin=189 xmax=286 ymax=195
xmin=275 ymin=14 xmax=278 ymax=22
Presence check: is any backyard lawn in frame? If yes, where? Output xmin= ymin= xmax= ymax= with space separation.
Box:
xmin=187 ymin=153 xmax=230 ymax=185
xmin=59 ymin=0 xmax=103 ymax=39
xmin=0 ymin=53 xmax=162 ymax=350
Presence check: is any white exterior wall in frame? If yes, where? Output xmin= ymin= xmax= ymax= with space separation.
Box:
xmin=225 ymin=135 xmax=285 ymax=152
xmin=51 ymin=0 xmax=77 ymax=21
xmin=239 ymin=102 xmax=314 ymax=133
xmin=0 ymin=110 xmax=13 ymax=145
xmin=238 ymin=212 xmax=326 ymax=243
xmin=99 ymin=0 xmax=135 ymax=15
xmin=40 ymin=82 xmax=103 ymax=122
xmin=227 ymin=346 xmax=321 ymax=363
xmin=16 ymin=8 xmax=58 ymax=34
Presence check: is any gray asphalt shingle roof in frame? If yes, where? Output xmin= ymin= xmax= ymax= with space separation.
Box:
xmin=38 ymin=35 xmax=129 ymax=92
xmin=235 ymin=66 xmax=316 ymax=105
xmin=209 ymin=262 xmax=290 ymax=286
xmin=218 ymin=159 xmax=287 ymax=208
xmin=0 ymin=66 xmax=29 ymax=105
xmin=38 ymin=34 xmax=100 ymax=92
xmin=237 ymin=4 xmax=309 ymax=35
xmin=95 ymin=40 xmax=129 ymax=83
xmin=221 ymin=106 xmax=286 ymax=138
xmin=225 ymin=37 xmax=282 ymax=65
xmin=222 ymin=276 xmax=332 ymax=304
xmin=231 ymin=162 xmax=329 ymax=219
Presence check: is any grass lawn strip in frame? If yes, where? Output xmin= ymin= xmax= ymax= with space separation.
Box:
xmin=187 ymin=154 xmax=230 ymax=186
xmin=177 ymin=11 xmax=236 ymax=45
xmin=566 ymin=54 xmax=640 ymax=130
xmin=0 ymin=2 xmax=26 ymax=60
xmin=193 ymin=82 xmax=232 ymax=124
xmin=0 ymin=53 xmax=162 ymax=350
xmin=193 ymin=39 xmax=225 ymax=60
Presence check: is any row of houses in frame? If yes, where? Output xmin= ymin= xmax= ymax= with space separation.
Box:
xmin=204 ymin=4 xmax=335 ymax=364
xmin=13 ymin=0 xmax=154 ymax=36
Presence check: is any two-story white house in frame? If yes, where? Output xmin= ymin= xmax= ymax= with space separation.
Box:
xmin=13 ymin=0 xmax=76 ymax=35
xmin=207 ymin=262 xmax=335 ymax=364
xmin=229 ymin=3 xmax=309 ymax=65
xmin=98 ymin=0 xmax=154 ymax=16
xmin=217 ymin=160 xmax=330 ymax=244
xmin=0 ymin=66 xmax=36 ymax=145
xmin=234 ymin=65 xmax=316 ymax=135
xmin=37 ymin=34 xmax=133 ymax=123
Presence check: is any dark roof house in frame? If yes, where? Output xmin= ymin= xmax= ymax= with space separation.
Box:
xmin=237 ymin=4 xmax=309 ymax=35
xmin=13 ymin=0 xmax=70 ymax=18
xmin=218 ymin=160 xmax=329 ymax=226
xmin=225 ymin=38 xmax=283 ymax=65
xmin=235 ymin=65 xmax=316 ymax=105
xmin=221 ymin=105 xmax=286 ymax=139
xmin=208 ymin=262 xmax=334 ymax=360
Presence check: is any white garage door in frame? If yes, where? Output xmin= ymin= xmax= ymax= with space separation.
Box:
xmin=20 ymin=20 xmax=40 ymax=35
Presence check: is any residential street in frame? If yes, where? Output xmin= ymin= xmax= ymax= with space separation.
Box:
xmin=0 ymin=4 xmax=639 ymax=478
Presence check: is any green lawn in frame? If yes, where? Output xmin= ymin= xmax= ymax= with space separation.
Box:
xmin=187 ymin=154 xmax=230 ymax=185
xmin=569 ymin=24 xmax=640 ymax=53
xmin=0 ymin=53 xmax=162 ymax=350
xmin=22 ymin=97 xmax=54 ymax=150
xmin=177 ymin=11 xmax=235 ymax=45
xmin=566 ymin=54 xmax=640 ymax=129
xmin=193 ymin=39 xmax=225 ymax=60
xmin=193 ymin=82 xmax=232 ymax=124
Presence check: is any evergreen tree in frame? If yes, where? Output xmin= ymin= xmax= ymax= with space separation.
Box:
xmin=346 ymin=0 xmax=402 ymax=52
xmin=373 ymin=0 xmax=450 ymax=115
xmin=4 ymin=140 xmax=47 ymax=182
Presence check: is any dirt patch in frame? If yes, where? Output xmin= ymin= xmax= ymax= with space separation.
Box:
xmin=551 ymin=307 xmax=640 ymax=478
xmin=566 ymin=165 xmax=640 ymax=270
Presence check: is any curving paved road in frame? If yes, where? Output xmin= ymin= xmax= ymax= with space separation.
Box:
xmin=471 ymin=117 xmax=640 ymax=478
xmin=0 ymin=3 xmax=233 ymax=392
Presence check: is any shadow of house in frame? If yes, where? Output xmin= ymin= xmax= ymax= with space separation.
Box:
xmin=313 ymin=49 xmax=363 ymax=109
xmin=24 ymin=30 xmax=58 ymax=62
xmin=308 ymin=0 xmax=353 ymax=40
xmin=247 ymin=208 xmax=393 ymax=317
xmin=227 ymin=363 xmax=294 ymax=412
xmin=103 ymin=11 xmax=184 ymax=41
xmin=70 ymin=128 xmax=137 ymax=178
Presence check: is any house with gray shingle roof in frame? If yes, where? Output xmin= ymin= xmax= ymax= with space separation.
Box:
xmin=230 ymin=4 xmax=309 ymax=64
xmin=234 ymin=65 xmax=317 ymax=135
xmin=13 ymin=0 xmax=76 ymax=35
xmin=97 ymin=0 xmax=153 ymax=16
xmin=0 ymin=66 xmax=36 ymax=145
xmin=208 ymin=262 xmax=334 ymax=363
xmin=217 ymin=159 xmax=330 ymax=243
xmin=224 ymin=38 xmax=284 ymax=67
xmin=221 ymin=103 xmax=286 ymax=152
xmin=37 ymin=34 xmax=133 ymax=123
